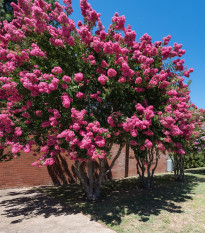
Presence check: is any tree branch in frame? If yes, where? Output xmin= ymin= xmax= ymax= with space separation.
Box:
xmin=104 ymin=143 xmax=124 ymax=175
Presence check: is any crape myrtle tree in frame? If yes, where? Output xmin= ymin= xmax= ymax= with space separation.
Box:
xmin=171 ymin=107 xmax=205 ymax=181
xmin=164 ymin=73 xmax=205 ymax=181
xmin=195 ymin=109 xmax=205 ymax=156
xmin=0 ymin=0 xmax=196 ymax=197
xmin=0 ymin=0 xmax=127 ymax=200
xmin=119 ymin=48 xmax=198 ymax=187
xmin=169 ymin=107 xmax=200 ymax=182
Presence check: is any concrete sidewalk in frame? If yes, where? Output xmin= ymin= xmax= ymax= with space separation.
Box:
xmin=0 ymin=188 xmax=115 ymax=233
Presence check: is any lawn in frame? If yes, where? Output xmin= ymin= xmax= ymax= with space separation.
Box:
xmin=39 ymin=168 xmax=205 ymax=233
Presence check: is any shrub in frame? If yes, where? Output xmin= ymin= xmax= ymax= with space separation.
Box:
xmin=185 ymin=153 xmax=205 ymax=169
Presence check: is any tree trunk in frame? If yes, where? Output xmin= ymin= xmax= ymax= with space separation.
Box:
xmin=133 ymin=148 xmax=160 ymax=188
xmin=125 ymin=143 xmax=129 ymax=178
xmin=74 ymin=144 xmax=124 ymax=201
xmin=172 ymin=154 xmax=185 ymax=182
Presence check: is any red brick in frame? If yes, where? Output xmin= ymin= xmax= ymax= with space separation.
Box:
xmin=0 ymin=145 xmax=168 ymax=189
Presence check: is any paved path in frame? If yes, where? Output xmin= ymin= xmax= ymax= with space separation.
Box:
xmin=0 ymin=188 xmax=115 ymax=233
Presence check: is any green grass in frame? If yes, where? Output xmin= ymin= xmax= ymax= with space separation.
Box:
xmin=38 ymin=168 xmax=205 ymax=233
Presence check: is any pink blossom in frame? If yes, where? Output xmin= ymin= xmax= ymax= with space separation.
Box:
xmin=118 ymin=77 xmax=126 ymax=83
xmin=62 ymin=83 xmax=68 ymax=89
xmin=36 ymin=110 xmax=42 ymax=116
xmin=12 ymin=143 xmax=23 ymax=153
xmin=140 ymin=146 xmax=145 ymax=151
xmin=74 ymin=72 xmax=83 ymax=82
xmin=135 ymin=103 xmax=145 ymax=113
xmin=51 ymin=66 xmax=63 ymax=74
xmin=43 ymin=158 xmax=55 ymax=166
xmin=143 ymin=130 xmax=154 ymax=136
xmin=77 ymin=20 xmax=83 ymax=27
xmin=124 ymin=27 xmax=136 ymax=46
xmin=61 ymin=93 xmax=71 ymax=108
xmin=95 ymin=136 xmax=105 ymax=147
xmin=135 ymin=77 xmax=142 ymax=84
xmin=178 ymin=149 xmax=185 ymax=155
xmin=168 ymin=89 xmax=178 ymax=96
xmin=144 ymin=139 xmax=153 ymax=149
xmin=30 ymin=43 xmax=45 ymax=57
xmin=98 ymin=74 xmax=108 ymax=85
xmin=163 ymin=35 xmax=171 ymax=45
xmin=107 ymin=116 xmax=115 ymax=127
xmin=23 ymin=144 xmax=31 ymax=153
xmin=14 ymin=127 xmax=22 ymax=136
xmin=76 ymin=92 xmax=84 ymax=99
xmin=184 ymin=68 xmax=194 ymax=77
xmin=62 ymin=75 xmax=71 ymax=83
xmin=112 ymin=13 xmax=125 ymax=31
xmin=72 ymin=123 xmax=81 ymax=131
xmin=101 ymin=60 xmax=108 ymax=68
xmin=42 ymin=121 xmax=50 ymax=128
xmin=22 ymin=112 xmax=30 ymax=118
xmin=131 ymin=130 xmax=137 ymax=137
xmin=170 ymin=125 xmax=182 ymax=136
xmin=58 ymin=12 xmax=69 ymax=24
xmin=50 ymin=38 xmax=64 ymax=47
xmin=135 ymin=87 xmax=145 ymax=92
xmin=32 ymin=161 xmax=39 ymax=166
xmin=130 ymin=140 xmax=137 ymax=146
xmin=107 ymin=68 xmax=117 ymax=77
xmin=157 ymin=142 xmax=166 ymax=151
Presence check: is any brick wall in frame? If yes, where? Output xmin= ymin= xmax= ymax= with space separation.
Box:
xmin=0 ymin=145 xmax=168 ymax=189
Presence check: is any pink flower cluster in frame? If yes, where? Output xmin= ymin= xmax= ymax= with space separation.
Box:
xmin=57 ymin=108 xmax=109 ymax=161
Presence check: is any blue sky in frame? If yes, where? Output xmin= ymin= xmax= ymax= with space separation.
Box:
xmin=60 ymin=0 xmax=205 ymax=109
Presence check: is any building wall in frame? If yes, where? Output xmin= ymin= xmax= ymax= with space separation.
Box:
xmin=0 ymin=145 xmax=168 ymax=189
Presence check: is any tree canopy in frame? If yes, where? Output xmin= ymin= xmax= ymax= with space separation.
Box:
xmin=0 ymin=0 xmax=203 ymax=198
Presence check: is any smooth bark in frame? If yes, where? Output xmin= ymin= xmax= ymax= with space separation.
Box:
xmin=74 ymin=144 xmax=124 ymax=201
xmin=132 ymin=147 xmax=160 ymax=188
xmin=172 ymin=154 xmax=185 ymax=181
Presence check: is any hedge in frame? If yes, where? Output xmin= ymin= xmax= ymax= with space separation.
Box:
xmin=185 ymin=152 xmax=205 ymax=169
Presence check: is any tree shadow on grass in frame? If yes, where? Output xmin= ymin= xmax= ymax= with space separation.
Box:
xmin=185 ymin=167 xmax=205 ymax=175
xmin=0 ymin=172 xmax=204 ymax=226
xmin=70 ymin=174 xmax=205 ymax=225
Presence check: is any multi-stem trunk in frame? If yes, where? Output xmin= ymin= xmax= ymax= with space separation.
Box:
xmin=74 ymin=143 xmax=124 ymax=201
xmin=132 ymin=147 xmax=160 ymax=188
xmin=172 ymin=153 xmax=185 ymax=182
